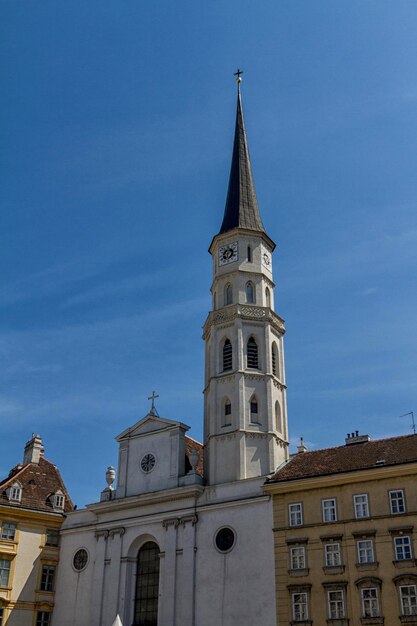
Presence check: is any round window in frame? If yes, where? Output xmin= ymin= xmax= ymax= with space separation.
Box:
xmin=73 ymin=548 xmax=88 ymax=571
xmin=215 ymin=527 xmax=236 ymax=553
xmin=141 ymin=453 xmax=156 ymax=473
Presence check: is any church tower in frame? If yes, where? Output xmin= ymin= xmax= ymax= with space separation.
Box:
xmin=203 ymin=77 xmax=289 ymax=485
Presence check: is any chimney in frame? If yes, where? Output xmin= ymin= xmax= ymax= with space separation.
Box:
xmin=23 ymin=434 xmax=45 ymax=465
xmin=297 ymin=437 xmax=308 ymax=454
xmin=345 ymin=431 xmax=370 ymax=446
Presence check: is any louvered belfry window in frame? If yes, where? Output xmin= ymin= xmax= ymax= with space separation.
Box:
xmin=134 ymin=542 xmax=160 ymax=626
xmin=223 ymin=339 xmax=232 ymax=371
xmin=247 ymin=337 xmax=259 ymax=369
xmin=271 ymin=342 xmax=278 ymax=377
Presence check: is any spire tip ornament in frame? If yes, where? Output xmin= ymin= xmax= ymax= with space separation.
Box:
xmin=234 ymin=68 xmax=243 ymax=85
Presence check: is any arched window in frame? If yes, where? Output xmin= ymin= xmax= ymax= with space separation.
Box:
xmin=246 ymin=282 xmax=255 ymax=304
xmin=275 ymin=401 xmax=282 ymax=432
xmin=247 ymin=337 xmax=259 ymax=369
xmin=225 ymin=283 xmax=233 ymax=306
xmin=250 ymin=396 xmax=259 ymax=423
xmin=224 ymin=398 xmax=232 ymax=426
xmin=265 ymin=287 xmax=271 ymax=308
xmin=223 ymin=339 xmax=232 ymax=371
xmin=213 ymin=291 xmax=217 ymax=310
xmin=134 ymin=542 xmax=160 ymax=626
xmin=247 ymin=246 xmax=252 ymax=263
xmin=271 ymin=342 xmax=279 ymax=377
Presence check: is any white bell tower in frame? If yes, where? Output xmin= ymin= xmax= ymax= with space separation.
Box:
xmin=203 ymin=79 xmax=289 ymax=485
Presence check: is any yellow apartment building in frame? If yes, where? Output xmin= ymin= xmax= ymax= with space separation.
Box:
xmin=0 ymin=435 xmax=73 ymax=626
xmin=264 ymin=432 xmax=417 ymax=626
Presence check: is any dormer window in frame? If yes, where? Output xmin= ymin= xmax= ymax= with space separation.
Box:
xmin=50 ymin=491 xmax=65 ymax=510
xmin=8 ymin=482 xmax=22 ymax=502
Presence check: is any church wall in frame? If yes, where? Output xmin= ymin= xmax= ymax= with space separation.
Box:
xmin=194 ymin=496 xmax=276 ymax=626
xmin=52 ymin=526 xmax=96 ymax=626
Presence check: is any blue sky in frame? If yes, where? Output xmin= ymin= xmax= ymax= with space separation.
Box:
xmin=1 ymin=1 xmax=417 ymax=507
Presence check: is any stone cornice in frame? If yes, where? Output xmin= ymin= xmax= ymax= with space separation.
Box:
xmin=86 ymin=483 xmax=205 ymax=514
xmin=203 ymin=304 xmax=285 ymax=339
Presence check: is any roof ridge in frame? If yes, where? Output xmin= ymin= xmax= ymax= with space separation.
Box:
xmin=291 ymin=433 xmax=417 ymax=457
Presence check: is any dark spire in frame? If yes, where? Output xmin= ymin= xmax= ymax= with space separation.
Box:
xmin=219 ymin=78 xmax=265 ymax=235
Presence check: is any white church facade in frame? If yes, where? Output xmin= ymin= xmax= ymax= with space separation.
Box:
xmin=52 ymin=79 xmax=289 ymax=626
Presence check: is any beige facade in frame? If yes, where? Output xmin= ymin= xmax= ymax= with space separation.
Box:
xmin=0 ymin=506 xmax=62 ymax=626
xmin=264 ymin=436 xmax=417 ymax=626
xmin=0 ymin=436 xmax=73 ymax=626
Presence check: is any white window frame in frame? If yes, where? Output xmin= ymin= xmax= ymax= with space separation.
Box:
xmin=357 ymin=539 xmax=375 ymax=564
xmin=394 ymin=536 xmax=412 ymax=561
xmin=325 ymin=542 xmax=341 ymax=567
xmin=292 ymin=591 xmax=308 ymax=621
xmin=9 ymin=485 xmax=22 ymax=502
xmin=390 ymin=489 xmax=406 ymax=514
xmin=322 ymin=498 xmax=337 ymax=523
xmin=53 ymin=494 xmax=65 ymax=510
xmin=361 ymin=587 xmax=380 ymax=618
xmin=0 ymin=558 xmax=11 ymax=587
xmin=289 ymin=503 xmax=303 ymax=527
xmin=328 ymin=589 xmax=346 ymax=619
xmin=40 ymin=564 xmax=55 ymax=592
xmin=354 ymin=493 xmax=369 ymax=519
xmin=290 ymin=546 xmax=306 ymax=570
xmin=1 ymin=523 xmax=16 ymax=541
xmin=400 ymin=585 xmax=417 ymax=616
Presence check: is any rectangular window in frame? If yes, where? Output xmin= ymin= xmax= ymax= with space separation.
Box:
xmin=357 ymin=539 xmax=375 ymax=564
xmin=9 ymin=487 xmax=21 ymax=501
xmin=325 ymin=543 xmax=341 ymax=567
xmin=390 ymin=489 xmax=406 ymax=514
xmin=354 ymin=494 xmax=369 ymax=519
xmin=40 ymin=565 xmax=55 ymax=592
xmin=292 ymin=592 xmax=308 ymax=621
xmin=289 ymin=503 xmax=303 ymax=527
xmin=400 ymin=585 xmax=417 ymax=616
xmin=36 ymin=612 xmax=50 ymax=626
xmin=322 ymin=498 xmax=337 ymax=523
xmin=290 ymin=546 xmax=306 ymax=570
xmin=395 ymin=536 xmax=412 ymax=561
xmin=1 ymin=523 xmax=16 ymax=541
xmin=45 ymin=529 xmax=59 ymax=547
xmin=0 ymin=607 xmax=4 ymax=626
xmin=328 ymin=589 xmax=345 ymax=619
xmin=0 ymin=559 xmax=11 ymax=587
xmin=361 ymin=587 xmax=379 ymax=618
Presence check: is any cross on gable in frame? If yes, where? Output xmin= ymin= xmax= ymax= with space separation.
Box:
xmin=147 ymin=391 xmax=159 ymax=415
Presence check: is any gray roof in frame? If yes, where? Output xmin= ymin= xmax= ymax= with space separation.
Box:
xmin=219 ymin=87 xmax=265 ymax=235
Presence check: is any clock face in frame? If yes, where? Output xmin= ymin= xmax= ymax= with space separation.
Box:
xmin=140 ymin=453 xmax=156 ymax=473
xmin=262 ymin=251 xmax=271 ymax=268
xmin=218 ymin=242 xmax=238 ymax=266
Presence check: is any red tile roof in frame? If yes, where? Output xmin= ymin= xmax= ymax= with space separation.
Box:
xmin=268 ymin=434 xmax=417 ymax=483
xmin=0 ymin=456 xmax=74 ymax=514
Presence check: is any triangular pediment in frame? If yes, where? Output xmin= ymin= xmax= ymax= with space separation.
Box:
xmin=116 ymin=413 xmax=190 ymax=442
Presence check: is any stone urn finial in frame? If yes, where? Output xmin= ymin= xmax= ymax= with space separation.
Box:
xmin=106 ymin=466 xmax=116 ymax=489
xmin=188 ymin=449 xmax=199 ymax=474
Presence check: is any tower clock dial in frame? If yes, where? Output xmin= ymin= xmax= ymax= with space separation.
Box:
xmin=218 ymin=241 xmax=238 ymax=266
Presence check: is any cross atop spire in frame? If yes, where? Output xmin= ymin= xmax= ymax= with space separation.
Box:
xmin=218 ymin=73 xmax=265 ymax=235
xmin=234 ymin=68 xmax=243 ymax=84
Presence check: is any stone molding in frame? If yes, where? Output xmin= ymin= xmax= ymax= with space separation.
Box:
xmin=162 ymin=514 xmax=198 ymax=530
xmin=203 ymin=304 xmax=285 ymax=339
